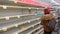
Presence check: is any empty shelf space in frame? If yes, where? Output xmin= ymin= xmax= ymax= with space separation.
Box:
xmin=19 ymin=28 xmax=34 ymax=34
xmin=18 ymin=20 xmax=40 ymax=29
xmin=34 ymin=28 xmax=44 ymax=34
xmin=22 ymin=16 xmax=38 ymax=20
xmin=0 ymin=19 xmax=39 ymax=30
xmin=0 ymin=10 xmax=22 ymax=17
xmin=0 ymin=0 xmax=18 ymax=5
xmin=0 ymin=15 xmax=39 ymax=24
xmin=39 ymin=30 xmax=44 ymax=34
xmin=0 ymin=27 xmax=21 ymax=34
xmin=0 ymin=18 xmax=40 ymax=31
xmin=39 ymin=31 xmax=44 ymax=34
xmin=0 ymin=14 xmax=36 ymax=19
xmin=19 ymin=24 xmax=41 ymax=34
xmin=0 ymin=22 xmax=40 ymax=34
xmin=0 ymin=17 xmax=23 ymax=24
xmin=28 ymin=25 xmax=43 ymax=34
xmin=0 ymin=17 xmax=40 ymax=25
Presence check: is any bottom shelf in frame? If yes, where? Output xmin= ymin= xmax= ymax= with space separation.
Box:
xmin=39 ymin=31 xmax=44 ymax=34
xmin=29 ymin=25 xmax=43 ymax=34
xmin=19 ymin=24 xmax=41 ymax=34
xmin=0 ymin=21 xmax=40 ymax=34
xmin=34 ymin=28 xmax=44 ymax=34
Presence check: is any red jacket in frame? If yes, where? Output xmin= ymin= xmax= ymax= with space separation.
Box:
xmin=44 ymin=8 xmax=50 ymax=14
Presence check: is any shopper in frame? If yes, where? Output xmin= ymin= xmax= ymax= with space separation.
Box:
xmin=41 ymin=7 xmax=54 ymax=34
xmin=41 ymin=14 xmax=53 ymax=34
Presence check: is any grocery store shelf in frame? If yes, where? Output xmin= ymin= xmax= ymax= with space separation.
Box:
xmin=0 ymin=15 xmax=39 ymax=24
xmin=0 ymin=15 xmax=40 ymax=24
xmin=35 ymin=28 xmax=44 ymax=34
xmin=0 ymin=0 xmax=44 ymax=8
xmin=0 ymin=5 xmax=43 ymax=9
xmin=0 ymin=22 xmax=41 ymax=34
xmin=0 ymin=14 xmax=37 ymax=20
xmin=40 ymin=31 xmax=44 ymax=34
xmin=0 ymin=0 xmax=44 ymax=34
xmin=19 ymin=24 xmax=42 ymax=34
xmin=0 ymin=18 xmax=40 ymax=31
xmin=28 ymin=25 xmax=43 ymax=34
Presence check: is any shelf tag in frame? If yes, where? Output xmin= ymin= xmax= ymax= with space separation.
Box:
xmin=3 ymin=6 xmax=7 ymax=9
xmin=17 ymin=15 xmax=20 ymax=18
xmin=29 ymin=8 xmax=31 ymax=9
xmin=2 ymin=28 xmax=7 ymax=31
xmin=15 ymin=24 xmax=18 ymax=27
xmin=5 ymin=17 xmax=9 ymax=20
xmin=14 ymin=1 xmax=18 ymax=3
xmin=28 ymin=21 xmax=31 ymax=23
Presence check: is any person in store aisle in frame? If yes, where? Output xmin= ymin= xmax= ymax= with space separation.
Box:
xmin=41 ymin=14 xmax=53 ymax=34
xmin=41 ymin=7 xmax=56 ymax=34
xmin=41 ymin=7 xmax=51 ymax=34
xmin=44 ymin=7 xmax=52 ymax=34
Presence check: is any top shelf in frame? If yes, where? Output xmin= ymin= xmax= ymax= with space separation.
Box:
xmin=0 ymin=0 xmax=44 ymax=8
xmin=0 ymin=5 xmax=44 ymax=10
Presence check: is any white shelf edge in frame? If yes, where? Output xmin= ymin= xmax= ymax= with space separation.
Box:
xmin=20 ymin=24 xmax=41 ymax=34
xmin=35 ymin=28 xmax=44 ymax=34
xmin=40 ymin=31 xmax=44 ymax=34
xmin=0 ymin=5 xmax=42 ymax=9
xmin=17 ymin=22 xmax=41 ymax=34
xmin=28 ymin=25 xmax=43 ymax=34
xmin=0 ymin=14 xmax=36 ymax=20
xmin=1 ymin=22 xmax=41 ymax=34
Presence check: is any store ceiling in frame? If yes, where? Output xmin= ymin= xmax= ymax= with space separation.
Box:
xmin=55 ymin=0 xmax=60 ymax=4
xmin=0 ymin=0 xmax=60 ymax=7
xmin=34 ymin=0 xmax=50 ymax=4
xmin=35 ymin=0 xmax=60 ymax=5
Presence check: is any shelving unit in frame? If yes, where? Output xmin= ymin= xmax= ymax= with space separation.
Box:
xmin=0 ymin=0 xmax=44 ymax=34
xmin=28 ymin=25 xmax=43 ymax=34
xmin=33 ymin=28 xmax=44 ymax=34
xmin=19 ymin=24 xmax=42 ymax=34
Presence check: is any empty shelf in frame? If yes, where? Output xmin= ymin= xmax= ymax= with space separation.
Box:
xmin=0 ymin=18 xmax=40 ymax=31
xmin=22 ymin=15 xmax=39 ymax=20
xmin=0 ymin=5 xmax=40 ymax=9
xmin=0 ymin=14 xmax=36 ymax=19
xmin=19 ymin=24 xmax=41 ymax=34
xmin=28 ymin=25 xmax=43 ymax=34
xmin=39 ymin=31 xmax=44 ymax=34
xmin=0 ymin=22 xmax=41 ymax=34
xmin=0 ymin=17 xmax=23 ymax=24
xmin=0 ymin=15 xmax=39 ymax=24
xmin=0 ymin=0 xmax=18 ymax=6
xmin=39 ymin=30 xmax=44 ymax=34
xmin=34 ymin=28 xmax=44 ymax=34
